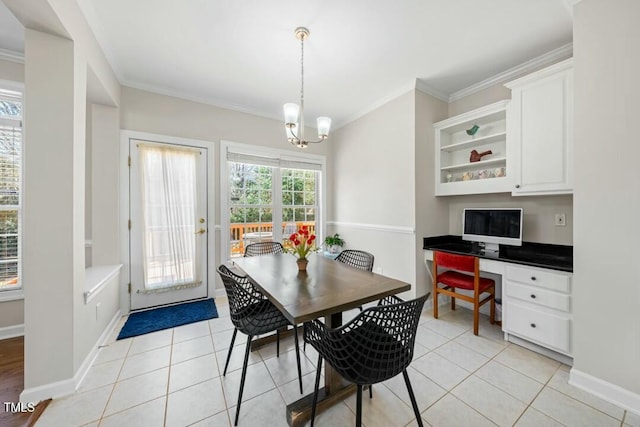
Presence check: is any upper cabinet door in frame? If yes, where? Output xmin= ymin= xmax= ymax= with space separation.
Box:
xmin=506 ymin=59 xmax=574 ymax=196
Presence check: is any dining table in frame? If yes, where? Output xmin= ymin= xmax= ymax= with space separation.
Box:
xmin=232 ymin=252 xmax=411 ymax=427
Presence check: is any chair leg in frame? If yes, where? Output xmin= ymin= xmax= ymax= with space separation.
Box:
xmin=234 ymin=335 xmax=253 ymax=426
xmin=223 ymin=328 xmax=238 ymax=376
xmin=356 ymin=384 xmax=363 ymax=427
xmin=369 ymin=384 xmax=373 ymax=399
xmin=293 ymin=325 xmax=303 ymax=394
xmin=310 ymin=354 xmax=323 ymax=427
xmin=403 ymin=370 xmax=423 ymax=427
xmin=473 ymin=294 xmax=480 ymax=336
xmin=451 ymin=288 xmax=456 ymax=311
xmin=276 ymin=329 xmax=280 ymax=357
xmin=490 ymin=290 xmax=496 ymax=325
xmin=433 ymin=289 xmax=439 ymax=319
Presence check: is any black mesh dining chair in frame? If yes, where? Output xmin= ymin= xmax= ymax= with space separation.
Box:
xmin=217 ymin=264 xmax=303 ymax=426
xmin=335 ymin=249 xmax=375 ymax=272
xmin=304 ymin=293 xmax=429 ymax=427
xmin=243 ymin=241 xmax=284 ymax=257
xmin=334 ymin=249 xmax=375 ymax=314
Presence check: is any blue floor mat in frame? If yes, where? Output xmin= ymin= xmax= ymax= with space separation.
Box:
xmin=117 ymin=298 xmax=218 ymax=340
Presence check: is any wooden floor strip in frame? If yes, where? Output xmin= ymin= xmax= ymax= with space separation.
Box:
xmin=0 ymin=337 xmax=49 ymax=427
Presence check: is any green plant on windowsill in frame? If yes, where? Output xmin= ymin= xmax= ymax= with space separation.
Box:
xmin=324 ymin=233 xmax=345 ymax=254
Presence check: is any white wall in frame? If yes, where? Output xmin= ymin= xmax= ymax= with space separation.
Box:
xmin=23 ymin=28 xmax=81 ymax=389
xmin=414 ymin=90 xmax=449 ymax=296
xmin=572 ymin=0 xmax=640 ymax=411
xmin=447 ymin=194 xmax=573 ymax=245
xmin=330 ymin=90 xmax=418 ymax=291
xmin=90 ymin=104 xmax=120 ymax=265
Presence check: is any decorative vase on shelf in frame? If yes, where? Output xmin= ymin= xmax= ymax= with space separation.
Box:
xmin=296 ymin=258 xmax=308 ymax=272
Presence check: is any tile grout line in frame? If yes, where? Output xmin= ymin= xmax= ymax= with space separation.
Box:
xmin=95 ymin=334 xmax=133 ymax=425
xmin=161 ymin=328 xmax=175 ymax=426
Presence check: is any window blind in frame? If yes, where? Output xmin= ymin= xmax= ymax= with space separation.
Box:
xmin=226 ymin=148 xmax=322 ymax=171
xmin=0 ymin=116 xmax=21 ymax=291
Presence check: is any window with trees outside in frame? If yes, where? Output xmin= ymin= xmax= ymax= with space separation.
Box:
xmin=224 ymin=145 xmax=323 ymax=258
xmin=0 ymin=90 xmax=22 ymax=293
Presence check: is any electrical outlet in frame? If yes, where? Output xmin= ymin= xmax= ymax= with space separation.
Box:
xmin=555 ymin=213 xmax=566 ymax=227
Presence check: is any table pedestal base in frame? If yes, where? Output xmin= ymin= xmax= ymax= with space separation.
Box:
xmin=286 ymin=384 xmax=357 ymax=427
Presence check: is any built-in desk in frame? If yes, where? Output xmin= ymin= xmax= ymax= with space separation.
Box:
xmin=423 ymin=236 xmax=573 ymax=364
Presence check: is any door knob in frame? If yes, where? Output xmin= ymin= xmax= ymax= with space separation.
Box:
xmin=195 ymin=228 xmax=206 ymax=234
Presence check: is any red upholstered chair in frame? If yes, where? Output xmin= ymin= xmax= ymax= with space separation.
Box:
xmin=433 ymin=251 xmax=495 ymax=335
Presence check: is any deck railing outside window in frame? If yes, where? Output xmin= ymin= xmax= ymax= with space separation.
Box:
xmin=230 ymin=221 xmax=315 ymax=257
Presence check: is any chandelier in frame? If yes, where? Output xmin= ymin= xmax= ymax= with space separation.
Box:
xmin=283 ymin=27 xmax=331 ymax=148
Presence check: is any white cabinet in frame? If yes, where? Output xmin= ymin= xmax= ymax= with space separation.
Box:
xmin=434 ymin=100 xmax=511 ymax=196
xmin=506 ymin=59 xmax=574 ymax=195
xmin=503 ymin=264 xmax=573 ymax=356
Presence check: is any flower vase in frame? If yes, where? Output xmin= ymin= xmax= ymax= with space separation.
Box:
xmin=297 ymin=258 xmax=308 ymax=272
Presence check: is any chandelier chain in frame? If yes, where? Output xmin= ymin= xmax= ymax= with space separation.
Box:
xmin=300 ymin=34 xmax=304 ymax=115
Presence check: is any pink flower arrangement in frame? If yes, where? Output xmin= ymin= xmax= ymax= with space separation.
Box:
xmin=287 ymin=225 xmax=318 ymax=260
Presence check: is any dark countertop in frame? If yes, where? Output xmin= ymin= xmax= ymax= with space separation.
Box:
xmin=423 ymin=235 xmax=573 ymax=272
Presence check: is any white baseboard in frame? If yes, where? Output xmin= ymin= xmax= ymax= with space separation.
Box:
xmin=73 ymin=309 xmax=122 ymax=391
xmin=569 ymin=368 xmax=640 ymax=416
xmin=20 ymin=310 xmax=122 ymax=404
xmin=0 ymin=323 xmax=24 ymax=340
xmin=19 ymin=376 xmax=76 ymax=404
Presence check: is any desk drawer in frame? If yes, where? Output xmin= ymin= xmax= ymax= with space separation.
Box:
xmin=506 ymin=265 xmax=571 ymax=293
xmin=505 ymin=301 xmax=571 ymax=354
xmin=505 ymin=282 xmax=571 ymax=312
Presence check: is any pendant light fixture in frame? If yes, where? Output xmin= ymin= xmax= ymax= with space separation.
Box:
xmin=283 ymin=27 xmax=331 ymax=148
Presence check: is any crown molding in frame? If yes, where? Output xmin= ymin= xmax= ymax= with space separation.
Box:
xmin=332 ymin=82 xmax=416 ymax=130
xmin=0 ymin=48 xmax=24 ymax=64
xmin=448 ymin=43 xmax=573 ymax=102
xmin=414 ymin=80 xmax=450 ymax=103
xmin=121 ymin=80 xmax=284 ymax=124
xmin=563 ymin=0 xmax=582 ymax=18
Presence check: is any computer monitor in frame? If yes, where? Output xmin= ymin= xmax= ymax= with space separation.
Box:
xmin=462 ymin=208 xmax=523 ymax=254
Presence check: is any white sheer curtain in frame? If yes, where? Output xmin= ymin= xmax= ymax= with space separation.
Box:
xmin=139 ymin=144 xmax=199 ymax=291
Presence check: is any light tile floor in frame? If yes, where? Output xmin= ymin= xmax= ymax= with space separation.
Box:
xmin=35 ymin=298 xmax=638 ymax=427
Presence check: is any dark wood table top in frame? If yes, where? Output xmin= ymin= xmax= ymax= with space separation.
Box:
xmin=232 ymin=252 xmax=411 ymax=324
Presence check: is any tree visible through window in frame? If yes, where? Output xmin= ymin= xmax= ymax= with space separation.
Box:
xmin=0 ymin=94 xmax=23 ymax=292
xmin=227 ymin=161 xmax=319 ymax=257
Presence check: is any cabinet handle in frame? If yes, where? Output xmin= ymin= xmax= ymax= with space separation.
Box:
xmin=530 ymin=294 xmax=536 ymax=299
xmin=515 ymin=184 xmax=521 ymax=189
xmin=530 ymin=276 xmax=536 ymax=281
xmin=530 ymin=323 xmax=536 ymax=328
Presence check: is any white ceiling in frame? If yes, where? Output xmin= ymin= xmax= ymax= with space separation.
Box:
xmin=1 ymin=0 xmax=573 ymax=128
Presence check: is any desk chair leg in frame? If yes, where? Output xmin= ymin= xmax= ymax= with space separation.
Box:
xmin=234 ymin=335 xmax=253 ymax=426
xmin=473 ymin=293 xmax=480 ymax=335
xmin=403 ymin=370 xmax=423 ymax=427
xmin=490 ymin=291 xmax=496 ymax=325
xmin=356 ymin=384 xmax=363 ymax=427
xmin=310 ymin=354 xmax=323 ymax=427
xmin=223 ymin=329 xmax=238 ymax=376
xmin=451 ymin=288 xmax=456 ymax=311
xmin=276 ymin=329 xmax=280 ymax=357
xmin=433 ymin=287 xmax=439 ymax=319
xmin=293 ymin=325 xmax=303 ymax=394
xmin=369 ymin=384 xmax=373 ymax=399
